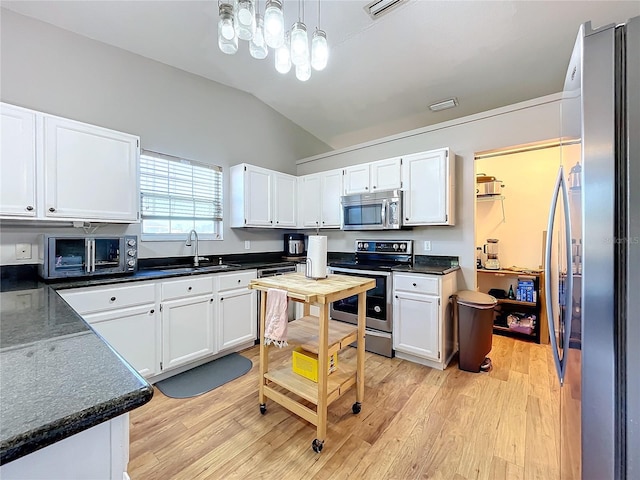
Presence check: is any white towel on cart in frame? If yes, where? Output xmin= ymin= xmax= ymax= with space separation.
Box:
xmin=264 ymin=288 xmax=289 ymax=348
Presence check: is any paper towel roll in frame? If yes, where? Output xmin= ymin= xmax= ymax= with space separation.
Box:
xmin=306 ymin=235 xmax=327 ymax=279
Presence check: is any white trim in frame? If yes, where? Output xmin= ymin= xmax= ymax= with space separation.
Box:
xmin=296 ymin=92 xmax=563 ymax=165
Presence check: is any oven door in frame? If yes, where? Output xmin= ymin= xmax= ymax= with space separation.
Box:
xmin=329 ymin=267 xmax=392 ymax=332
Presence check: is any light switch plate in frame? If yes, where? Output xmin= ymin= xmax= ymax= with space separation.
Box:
xmin=423 ymin=240 xmax=431 ymax=251
xmin=16 ymin=243 xmax=32 ymax=260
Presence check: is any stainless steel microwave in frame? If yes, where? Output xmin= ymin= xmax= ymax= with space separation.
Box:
xmin=38 ymin=235 xmax=138 ymax=279
xmin=341 ymin=189 xmax=402 ymax=230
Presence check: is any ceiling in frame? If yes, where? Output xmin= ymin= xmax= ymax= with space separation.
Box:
xmin=2 ymin=1 xmax=639 ymax=150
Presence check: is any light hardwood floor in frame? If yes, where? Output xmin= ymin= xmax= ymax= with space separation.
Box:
xmin=129 ymin=335 xmax=560 ymax=480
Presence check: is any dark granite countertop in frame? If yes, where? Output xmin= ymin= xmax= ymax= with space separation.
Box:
xmin=0 ymin=271 xmax=153 ymax=465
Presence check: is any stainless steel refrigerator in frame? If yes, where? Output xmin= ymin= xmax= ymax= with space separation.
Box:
xmin=544 ymin=15 xmax=639 ymax=480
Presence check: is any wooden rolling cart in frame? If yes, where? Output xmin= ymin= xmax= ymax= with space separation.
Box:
xmin=248 ymin=272 xmax=375 ymax=453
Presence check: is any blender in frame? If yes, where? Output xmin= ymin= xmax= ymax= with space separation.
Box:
xmin=483 ymin=238 xmax=500 ymax=270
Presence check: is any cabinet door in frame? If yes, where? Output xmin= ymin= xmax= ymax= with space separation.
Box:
xmin=43 ymin=116 xmax=139 ymax=222
xmin=1 ymin=105 xmax=37 ymax=217
xmin=343 ymin=164 xmax=370 ymax=195
xmin=370 ymin=157 xmax=402 ymax=192
xmin=244 ymin=166 xmax=273 ymax=226
xmin=273 ymin=172 xmax=297 ymax=228
xmin=85 ymin=305 xmax=159 ymax=378
xmin=321 ymin=169 xmax=343 ymax=228
xmin=402 ymin=149 xmax=450 ymax=225
xmin=299 ymin=174 xmax=322 ymax=228
xmin=218 ymin=288 xmax=257 ymax=351
xmin=393 ymin=291 xmax=440 ymax=361
xmin=161 ymin=294 xmax=215 ymax=370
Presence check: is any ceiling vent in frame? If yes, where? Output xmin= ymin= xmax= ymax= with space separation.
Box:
xmin=429 ymin=98 xmax=459 ymax=112
xmin=364 ymin=0 xmax=407 ymax=19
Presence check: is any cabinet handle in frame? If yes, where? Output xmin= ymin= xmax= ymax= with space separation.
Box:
xmin=150 ymin=309 xmax=155 ymax=314
xmin=110 ymin=296 xmax=116 ymax=302
xmin=373 ymin=185 xmax=377 ymax=189
xmin=26 ymin=206 xmax=34 ymax=211
xmin=211 ymin=298 xmax=215 ymax=302
xmin=188 ymin=286 xmax=192 ymax=291
xmin=412 ymin=283 xmax=417 ymax=287
xmin=405 ymin=218 xmax=409 ymax=221
xmin=237 ymin=279 xmax=241 ymax=283
xmin=48 ymin=207 xmax=56 ymax=213
xmin=395 ymin=295 xmax=398 ymax=299
xmin=365 ymin=187 xmax=369 ymax=190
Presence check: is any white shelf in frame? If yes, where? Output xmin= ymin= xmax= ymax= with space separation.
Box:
xmin=476 ymin=195 xmax=505 ymax=222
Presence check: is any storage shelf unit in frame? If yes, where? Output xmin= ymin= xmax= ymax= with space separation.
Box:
xmin=477 ymin=269 xmax=542 ymax=343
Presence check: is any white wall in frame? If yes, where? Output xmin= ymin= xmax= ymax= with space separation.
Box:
xmin=0 ymin=9 xmax=331 ymax=264
xmin=296 ymin=96 xmax=563 ymax=290
xmin=475 ymin=146 xmax=565 ymax=270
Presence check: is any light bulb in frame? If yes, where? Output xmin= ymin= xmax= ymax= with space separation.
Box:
xmin=250 ymin=14 xmax=268 ymax=60
xmin=275 ymin=32 xmax=291 ymax=74
xmin=235 ymin=0 xmax=256 ymax=41
xmin=295 ymin=60 xmax=311 ymax=82
xmin=264 ymin=0 xmax=284 ymax=48
xmin=290 ymin=22 xmax=309 ymax=66
xmin=218 ymin=4 xmax=238 ymax=55
xmin=311 ymin=29 xmax=328 ymax=71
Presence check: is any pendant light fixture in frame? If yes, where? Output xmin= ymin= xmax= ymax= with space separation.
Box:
xmin=290 ymin=0 xmax=309 ymax=67
xmin=311 ymin=0 xmax=328 ymax=71
xmin=236 ymin=0 xmax=256 ymax=40
xmin=250 ymin=1 xmax=268 ymax=59
xmin=218 ymin=2 xmax=238 ymax=55
xmin=217 ymin=0 xmax=329 ymax=81
xmin=264 ymin=0 xmax=285 ymax=48
xmin=275 ymin=31 xmax=292 ymax=74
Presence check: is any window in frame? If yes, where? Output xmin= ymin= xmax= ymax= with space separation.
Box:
xmin=139 ymin=151 xmax=223 ymax=240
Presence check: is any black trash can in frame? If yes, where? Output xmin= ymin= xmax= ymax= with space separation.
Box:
xmin=453 ymin=290 xmax=497 ymax=372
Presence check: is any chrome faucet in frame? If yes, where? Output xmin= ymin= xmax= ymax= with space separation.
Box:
xmin=185 ymin=230 xmax=207 ymax=267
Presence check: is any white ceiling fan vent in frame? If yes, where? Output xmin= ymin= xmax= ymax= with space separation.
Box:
xmin=364 ymin=0 xmax=408 ymax=20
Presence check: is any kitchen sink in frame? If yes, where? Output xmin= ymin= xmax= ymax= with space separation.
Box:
xmin=137 ymin=263 xmax=243 ymax=277
xmin=198 ymin=264 xmax=242 ymax=272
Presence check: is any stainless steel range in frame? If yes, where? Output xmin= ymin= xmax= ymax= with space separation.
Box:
xmin=329 ymin=239 xmax=413 ymax=357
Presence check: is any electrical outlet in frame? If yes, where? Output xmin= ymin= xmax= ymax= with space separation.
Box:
xmin=423 ymin=240 xmax=431 ymax=252
xmin=16 ymin=243 xmax=32 ymax=260
xmin=245 ymin=241 xmax=251 ymax=250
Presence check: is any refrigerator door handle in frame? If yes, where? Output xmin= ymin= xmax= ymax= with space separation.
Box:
xmin=545 ymin=166 xmax=565 ymax=384
xmin=559 ymin=167 xmax=573 ymax=379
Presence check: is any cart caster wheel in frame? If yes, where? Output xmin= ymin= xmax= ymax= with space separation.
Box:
xmin=352 ymin=402 xmax=362 ymax=414
xmin=311 ymin=439 xmax=324 ymax=453
xmin=259 ymin=404 xmax=267 ymax=415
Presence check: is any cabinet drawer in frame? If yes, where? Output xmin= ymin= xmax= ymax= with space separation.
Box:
xmin=393 ymin=273 xmax=440 ymax=295
xmin=60 ymin=283 xmax=156 ymax=315
xmin=161 ymin=276 xmax=213 ymax=300
xmin=217 ymin=270 xmax=257 ymax=292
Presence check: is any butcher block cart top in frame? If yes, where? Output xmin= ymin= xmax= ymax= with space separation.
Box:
xmin=248 ymin=272 xmax=375 ymax=453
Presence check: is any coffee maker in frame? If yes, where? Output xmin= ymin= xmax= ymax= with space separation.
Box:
xmin=284 ymin=233 xmax=306 ymax=258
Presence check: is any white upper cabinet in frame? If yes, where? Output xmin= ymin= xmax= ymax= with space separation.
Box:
xmin=298 ymin=168 xmax=343 ymax=229
xmin=402 ymin=148 xmax=455 ymax=225
xmin=43 ymin=116 xmax=139 ymax=222
xmin=343 ymin=157 xmax=402 ymax=195
xmin=0 ymin=104 xmax=37 ymax=217
xmin=230 ymin=163 xmax=296 ymax=228
xmin=0 ymin=102 xmax=140 ymax=223
xmin=273 ymin=172 xmax=297 ymax=228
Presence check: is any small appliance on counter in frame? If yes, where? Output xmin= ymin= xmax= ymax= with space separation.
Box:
xmin=483 ymin=238 xmax=500 ymax=270
xmin=284 ymin=233 xmax=306 ymax=258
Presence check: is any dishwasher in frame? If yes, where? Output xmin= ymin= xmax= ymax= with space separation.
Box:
xmin=255 ymin=263 xmax=298 ymax=341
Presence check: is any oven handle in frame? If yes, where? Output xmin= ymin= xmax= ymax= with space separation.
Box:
xmin=329 ymin=267 xmax=391 ymax=277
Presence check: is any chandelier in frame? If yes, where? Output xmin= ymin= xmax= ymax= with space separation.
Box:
xmin=217 ymin=0 xmax=328 ymax=82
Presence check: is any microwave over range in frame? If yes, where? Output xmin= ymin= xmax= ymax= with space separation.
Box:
xmin=341 ymin=189 xmax=402 ymax=231
xmin=38 ymin=235 xmax=138 ymax=279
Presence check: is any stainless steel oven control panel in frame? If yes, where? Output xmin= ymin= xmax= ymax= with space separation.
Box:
xmin=355 ymin=240 xmax=413 ymax=255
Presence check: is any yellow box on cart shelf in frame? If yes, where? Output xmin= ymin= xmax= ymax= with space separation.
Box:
xmin=292 ymin=347 xmax=338 ymax=382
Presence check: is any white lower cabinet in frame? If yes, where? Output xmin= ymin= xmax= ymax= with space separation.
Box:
xmin=392 ymin=271 xmax=457 ymax=370
xmin=84 ymin=305 xmax=159 ymax=378
xmin=59 ymin=282 xmax=158 ymax=379
xmin=160 ymin=275 xmax=216 ymax=371
xmin=216 ymin=270 xmax=257 ymax=352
